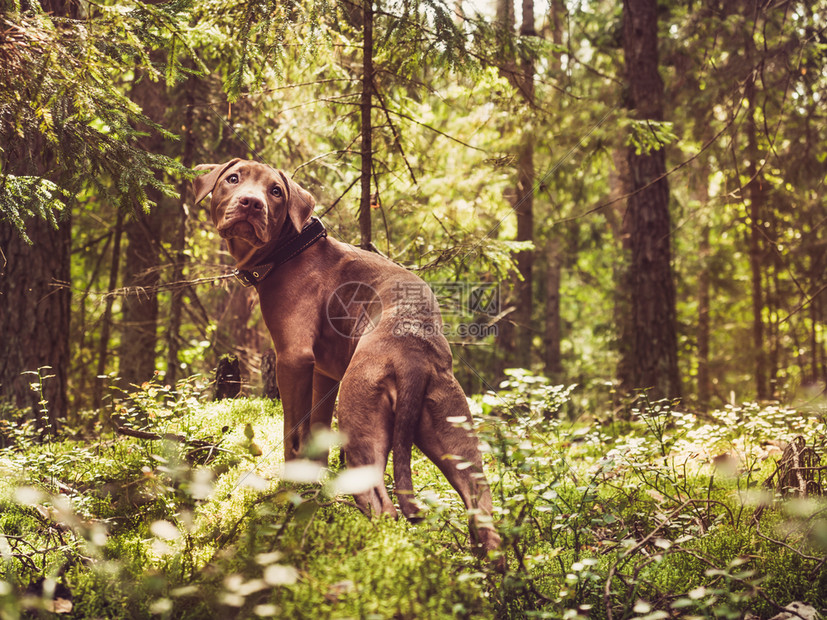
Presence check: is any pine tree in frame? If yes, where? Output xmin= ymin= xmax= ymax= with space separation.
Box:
xmin=0 ymin=1 xmax=189 ymax=426
xmin=617 ymin=0 xmax=680 ymax=400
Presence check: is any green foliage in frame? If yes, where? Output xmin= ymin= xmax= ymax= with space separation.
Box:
xmin=3 ymin=0 xmax=827 ymax=414
xmin=623 ymin=119 xmax=679 ymax=156
xmin=4 ymin=0 xmax=827 ymax=611
xmin=1 ymin=380 xmax=825 ymax=617
xmin=0 ymin=1 xmax=193 ymax=238
xmin=0 ymin=175 xmax=66 ymax=243
xmin=484 ymin=368 xmax=576 ymax=419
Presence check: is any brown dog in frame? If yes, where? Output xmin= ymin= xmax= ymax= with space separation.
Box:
xmin=193 ymin=159 xmax=501 ymax=557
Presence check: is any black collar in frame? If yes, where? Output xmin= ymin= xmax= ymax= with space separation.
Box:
xmin=233 ymin=217 xmax=327 ymax=287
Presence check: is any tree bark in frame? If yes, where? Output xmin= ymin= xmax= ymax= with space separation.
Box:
xmin=690 ymin=147 xmax=712 ymax=410
xmin=213 ymin=355 xmax=241 ymax=401
xmin=544 ymin=238 xmax=563 ymax=377
xmin=215 ymin=285 xmax=266 ymax=383
xmin=0 ymin=216 xmax=70 ymax=434
xmin=261 ymin=349 xmax=280 ymax=400
xmin=165 ymin=212 xmax=186 ymax=386
xmin=513 ymin=0 xmax=536 ymax=368
xmin=496 ymin=0 xmax=514 ymax=34
xmin=492 ymin=0 xmax=518 ymax=376
xmin=118 ymin=59 xmax=171 ymax=389
xmin=359 ymin=0 xmax=374 ymax=250
xmin=0 ymin=0 xmax=77 ymax=435
xmin=697 ymin=222 xmax=711 ymax=409
xmin=493 ymin=0 xmax=535 ymax=369
xmin=542 ymin=0 xmax=566 ymax=381
xmin=118 ymin=209 xmax=162 ymax=389
xmin=618 ymin=0 xmax=680 ymax=400
xmin=165 ymin=80 xmax=197 ymax=386
xmin=744 ymin=74 xmax=770 ymax=401
xmin=92 ymin=210 xmax=124 ymax=409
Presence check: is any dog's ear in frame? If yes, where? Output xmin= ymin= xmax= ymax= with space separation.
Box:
xmin=192 ymin=159 xmax=241 ymax=205
xmin=279 ymin=171 xmax=315 ymax=232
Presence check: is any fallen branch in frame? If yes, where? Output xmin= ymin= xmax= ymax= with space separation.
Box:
xmin=113 ymin=424 xmax=222 ymax=463
xmin=752 ymin=513 xmax=826 ymax=570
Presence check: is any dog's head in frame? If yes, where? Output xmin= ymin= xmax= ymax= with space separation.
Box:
xmin=192 ymin=159 xmax=315 ymax=262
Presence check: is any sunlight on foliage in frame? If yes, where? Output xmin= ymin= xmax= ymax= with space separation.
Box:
xmin=0 ymin=377 xmax=825 ymax=616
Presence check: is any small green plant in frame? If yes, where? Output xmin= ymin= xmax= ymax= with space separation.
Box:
xmin=0 ymin=375 xmax=825 ymax=618
xmin=22 ymin=367 xmax=57 ymax=437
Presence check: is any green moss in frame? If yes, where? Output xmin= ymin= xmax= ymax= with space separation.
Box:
xmin=1 ymin=386 xmax=825 ymax=619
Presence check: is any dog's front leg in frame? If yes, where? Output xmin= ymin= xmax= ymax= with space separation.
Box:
xmin=276 ymin=352 xmax=316 ymax=462
xmin=310 ymin=372 xmax=339 ymax=465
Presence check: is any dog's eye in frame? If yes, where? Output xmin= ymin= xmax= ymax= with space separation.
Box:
xmin=271 ymin=186 xmax=283 ymax=197
xmin=226 ymin=173 xmax=239 ymax=184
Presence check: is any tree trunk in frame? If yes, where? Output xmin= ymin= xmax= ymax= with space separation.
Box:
xmin=618 ymin=0 xmax=680 ymax=400
xmin=118 ymin=209 xmax=162 ymax=389
xmin=492 ymin=0 xmax=518 ymax=377
xmin=549 ymin=0 xmax=564 ymax=45
xmin=165 ymin=81 xmax=197 ymax=386
xmin=359 ymin=0 xmax=374 ymax=250
xmin=496 ymin=0 xmax=514 ymax=33
xmin=165 ymin=209 xmax=186 ymax=386
xmin=744 ymin=76 xmax=770 ymax=401
xmin=691 ymin=148 xmax=712 ymax=410
xmin=812 ymin=298 xmax=821 ymax=385
xmin=215 ymin=285 xmax=265 ymax=383
xmin=514 ymin=95 xmax=534 ymax=368
xmin=609 ymin=148 xmax=632 ymax=404
xmin=213 ymin=355 xmax=241 ymax=401
xmin=92 ymin=210 xmax=124 ymax=409
xmin=544 ymin=238 xmax=563 ymax=378
xmin=541 ymin=0 xmax=566 ymax=381
xmin=0 ymin=0 xmax=78 ymax=435
xmin=118 ymin=60 xmax=172 ymax=389
xmin=513 ymin=0 xmax=535 ymax=366
xmin=697 ymin=222 xmax=711 ymax=409
xmin=0 ymin=216 xmax=71 ymax=434
xmin=769 ymin=266 xmax=779 ymax=393
xmin=514 ymin=152 xmax=534 ymax=366
xmin=261 ymin=349 xmax=280 ymax=400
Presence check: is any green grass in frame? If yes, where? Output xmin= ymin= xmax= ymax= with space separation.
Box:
xmin=0 ymin=374 xmax=825 ymax=618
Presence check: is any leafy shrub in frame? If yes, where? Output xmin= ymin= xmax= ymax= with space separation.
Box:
xmin=0 ymin=372 xmax=825 ymax=618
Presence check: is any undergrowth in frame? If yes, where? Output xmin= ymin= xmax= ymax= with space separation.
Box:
xmin=0 ymin=371 xmax=825 ymax=618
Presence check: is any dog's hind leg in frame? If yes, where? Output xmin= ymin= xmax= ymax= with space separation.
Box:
xmin=389 ymin=368 xmax=427 ymax=522
xmin=336 ymin=368 xmax=397 ymax=518
xmin=416 ymin=376 xmax=502 ymax=557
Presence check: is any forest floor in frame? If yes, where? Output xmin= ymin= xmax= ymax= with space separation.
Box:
xmin=0 ymin=372 xmax=825 ymax=619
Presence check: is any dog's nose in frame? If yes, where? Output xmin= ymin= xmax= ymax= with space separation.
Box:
xmin=239 ymin=196 xmax=264 ymax=212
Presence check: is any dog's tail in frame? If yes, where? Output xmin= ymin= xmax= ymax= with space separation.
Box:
xmin=392 ymin=369 xmax=427 ymax=522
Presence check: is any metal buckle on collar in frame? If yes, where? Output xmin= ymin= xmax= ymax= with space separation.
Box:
xmin=233 ymin=269 xmax=257 ymax=288
xmin=234 ymin=264 xmax=272 ymax=287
